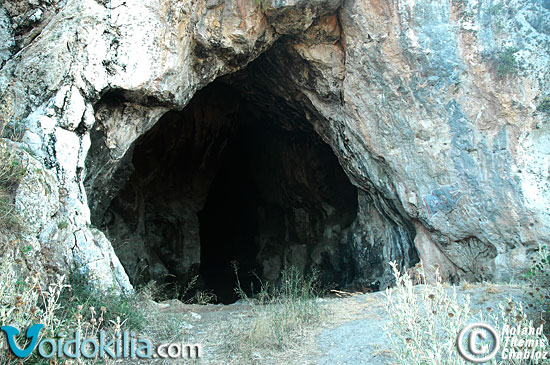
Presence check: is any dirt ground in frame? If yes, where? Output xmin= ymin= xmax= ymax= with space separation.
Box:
xmin=139 ymin=283 xmax=534 ymax=364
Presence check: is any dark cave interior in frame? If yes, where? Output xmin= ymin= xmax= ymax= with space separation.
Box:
xmin=198 ymin=107 xmax=358 ymax=302
xmin=91 ymin=79 xmax=359 ymax=303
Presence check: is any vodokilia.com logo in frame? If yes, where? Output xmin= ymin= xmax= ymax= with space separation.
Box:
xmin=1 ymin=324 xmax=44 ymax=358
xmin=1 ymin=325 xmax=201 ymax=359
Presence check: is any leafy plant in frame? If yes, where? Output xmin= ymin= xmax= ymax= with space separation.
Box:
xmin=495 ymin=47 xmax=519 ymax=78
xmin=537 ymin=96 xmax=550 ymax=116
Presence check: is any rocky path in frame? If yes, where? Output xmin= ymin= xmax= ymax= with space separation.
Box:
xmin=316 ymin=293 xmax=392 ymax=365
xmin=149 ymin=284 xmax=531 ymax=364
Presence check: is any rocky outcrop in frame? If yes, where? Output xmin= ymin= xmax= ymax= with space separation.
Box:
xmin=0 ymin=0 xmax=548 ymax=294
xmin=335 ymin=0 xmax=550 ymax=281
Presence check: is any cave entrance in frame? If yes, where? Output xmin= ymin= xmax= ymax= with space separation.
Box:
xmin=198 ymin=113 xmax=358 ymax=303
xmin=96 ymin=79 xmax=358 ymax=303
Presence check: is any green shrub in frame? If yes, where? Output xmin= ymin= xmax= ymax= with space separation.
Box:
xmin=537 ymin=97 xmax=550 ymax=116
xmin=61 ymin=270 xmax=146 ymax=332
xmin=0 ymin=255 xmax=155 ymax=364
xmin=253 ymin=0 xmax=269 ymax=10
xmin=488 ymin=2 xmax=505 ymax=16
xmin=495 ymin=47 xmax=519 ymax=78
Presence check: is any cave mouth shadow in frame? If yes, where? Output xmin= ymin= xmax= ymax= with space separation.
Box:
xmin=197 ymin=110 xmax=359 ymax=303
xmin=95 ymin=79 xmax=359 ymax=304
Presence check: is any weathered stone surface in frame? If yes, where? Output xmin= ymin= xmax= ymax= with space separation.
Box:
xmin=334 ymin=0 xmax=550 ymax=281
xmin=0 ymin=7 xmax=14 ymax=68
xmin=0 ymin=0 xmax=548 ymax=293
xmin=14 ymin=146 xmax=60 ymax=236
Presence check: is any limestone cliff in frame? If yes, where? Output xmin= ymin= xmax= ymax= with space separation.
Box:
xmin=0 ymin=0 xmax=548 ymax=295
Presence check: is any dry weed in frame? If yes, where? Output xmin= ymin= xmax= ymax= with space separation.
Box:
xmin=384 ymin=261 xmax=549 ymax=364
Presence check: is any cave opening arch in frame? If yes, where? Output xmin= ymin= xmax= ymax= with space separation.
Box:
xmin=84 ymin=41 xmax=419 ymax=304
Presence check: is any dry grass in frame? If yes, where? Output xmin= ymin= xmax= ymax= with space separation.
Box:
xmin=0 ymin=92 xmax=26 ymax=142
xmin=0 ymin=243 xmax=65 ymax=363
xmin=524 ymin=243 xmax=550 ymax=336
xmin=221 ymin=264 xmax=325 ymax=363
xmin=0 ymin=92 xmax=195 ymax=363
xmin=0 ymin=255 xmax=198 ymax=364
xmin=0 ymin=243 xmax=134 ymax=364
xmin=384 ymin=262 xmax=474 ymax=364
xmin=384 ymin=261 xmax=549 ymax=365
xmin=484 ymin=283 xmax=502 ymax=294
xmin=0 ymin=93 xmax=27 ymax=236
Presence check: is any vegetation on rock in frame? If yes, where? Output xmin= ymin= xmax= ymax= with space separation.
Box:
xmin=537 ymin=97 xmax=550 ymax=116
xmin=495 ymin=47 xmax=519 ymax=78
xmin=0 ymin=94 xmax=26 ymax=235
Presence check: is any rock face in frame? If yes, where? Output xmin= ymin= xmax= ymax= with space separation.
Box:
xmin=0 ymin=0 xmax=548 ymax=295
